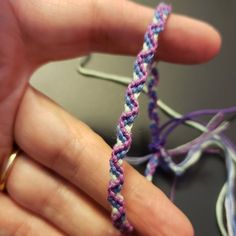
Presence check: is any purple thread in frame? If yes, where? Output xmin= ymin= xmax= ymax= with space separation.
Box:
xmin=159 ymin=107 xmax=236 ymax=146
xmin=148 ymin=67 xmax=162 ymax=152
xmin=145 ymin=67 xmax=162 ymax=180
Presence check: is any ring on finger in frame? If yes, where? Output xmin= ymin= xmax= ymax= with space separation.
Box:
xmin=0 ymin=148 xmax=20 ymax=192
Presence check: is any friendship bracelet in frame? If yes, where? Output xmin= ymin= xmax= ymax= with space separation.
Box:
xmin=107 ymin=3 xmax=172 ymax=232
xmin=77 ymin=3 xmax=236 ymax=235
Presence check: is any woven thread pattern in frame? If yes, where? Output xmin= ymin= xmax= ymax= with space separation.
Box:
xmin=108 ymin=3 xmax=172 ymax=232
xmin=148 ymin=68 xmax=161 ymax=151
xmin=145 ymin=67 xmax=161 ymax=181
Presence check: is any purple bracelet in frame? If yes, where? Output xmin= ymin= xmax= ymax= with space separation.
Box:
xmin=107 ymin=3 xmax=172 ymax=233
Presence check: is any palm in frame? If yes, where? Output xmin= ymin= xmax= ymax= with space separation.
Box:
xmin=0 ymin=1 xmax=28 ymax=160
xmin=0 ymin=0 xmax=96 ymax=161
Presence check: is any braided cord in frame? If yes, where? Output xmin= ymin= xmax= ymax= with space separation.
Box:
xmin=148 ymin=67 xmax=161 ymax=152
xmin=108 ymin=3 xmax=172 ymax=232
xmin=145 ymin=67 xmax=161 ymax=181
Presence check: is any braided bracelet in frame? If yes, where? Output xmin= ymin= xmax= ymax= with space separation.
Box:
xmin=107 ymin=3 xmax=172 ymax=233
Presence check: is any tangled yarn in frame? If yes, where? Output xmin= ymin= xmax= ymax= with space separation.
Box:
xmin=107 ymin=3 xmax=172 ymax=233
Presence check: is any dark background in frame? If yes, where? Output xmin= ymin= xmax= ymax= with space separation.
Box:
xmin=31 ymin=1 xmax=236 ymax=235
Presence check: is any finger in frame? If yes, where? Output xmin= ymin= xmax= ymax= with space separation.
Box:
xmin=0 ymin=193 xmax=64 ymax=236
xmin=11 ymin=0 xmax=220 ymax=64
xmin=91 ymin=2 xmax=221 ymax=64
xmin=7 ymin=153 xmax=121 ymax=236
xmin=15 ymin=86 xmax=194 ymax=236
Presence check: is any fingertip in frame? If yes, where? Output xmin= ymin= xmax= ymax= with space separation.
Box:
xmin=94 ymin=0 xmax=222 ymax=64
xmin=200 ymin=23 xmax=222 ymax=63
xmin=158 ymin=15 xmax=222 ymax=64
xmin=186 ymin=18 xmax=222 ymax=64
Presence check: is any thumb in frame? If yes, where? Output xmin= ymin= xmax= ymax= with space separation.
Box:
xmin=0 ymin=1 xmax=31 ymax=163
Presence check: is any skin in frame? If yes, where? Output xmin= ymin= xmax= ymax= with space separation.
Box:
xmin=0 ymin=0 xmax=221 ymax=235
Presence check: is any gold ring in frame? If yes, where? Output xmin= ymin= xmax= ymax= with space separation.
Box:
xmin=0 ymin=150 xmax=19 ymax=191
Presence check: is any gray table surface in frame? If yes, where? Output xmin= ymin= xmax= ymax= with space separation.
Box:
xmin=31 ymin=1 xmax=236 ymax=235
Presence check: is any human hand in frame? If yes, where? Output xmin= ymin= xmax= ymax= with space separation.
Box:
xmin=0 ymin=0 xmax=221 ymax=235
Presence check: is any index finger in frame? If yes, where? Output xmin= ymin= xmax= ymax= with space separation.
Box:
xmin=15 ymin=86 xmax=194 ymax=236
xmin=11 ymin=0 xmax=221 ymax=64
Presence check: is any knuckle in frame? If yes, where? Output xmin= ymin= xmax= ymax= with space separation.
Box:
xmin=48 ymin=131 xmax=87 ymax=179
xmin=13 ymin=220 xmax=35 ymax=236
xmin=88 ymin=0 xmax=109 ymax=51
xmin=38 ymin=180 xmax=66 ymax=219
xmin=68 ymin=135 xmax=89 ymax=181
xmin=126 ymin=177 xmax=144 ymax=204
